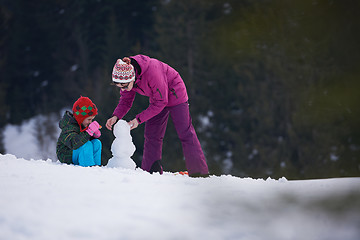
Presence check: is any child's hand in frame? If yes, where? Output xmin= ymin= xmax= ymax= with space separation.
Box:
xmin=93 ymin=129 xmax=101 ymax=138
xmin=86 ymin=121 xmax=101 ymax=136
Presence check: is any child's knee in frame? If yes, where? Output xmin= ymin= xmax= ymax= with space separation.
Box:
xmin=91 ymin=139 xmax=102 ymax=150
xmin=81 ymin=141 xmax=93 ymax=151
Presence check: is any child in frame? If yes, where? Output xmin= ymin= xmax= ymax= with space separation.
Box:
xmin=105 ymin=55 xmax=209 ymax=177
xmin=56 ymin=96 xmax=102 ymax=167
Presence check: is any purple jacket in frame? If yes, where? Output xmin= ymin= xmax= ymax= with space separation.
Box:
xmin=112 ymin=55 xmax=189 ymax=124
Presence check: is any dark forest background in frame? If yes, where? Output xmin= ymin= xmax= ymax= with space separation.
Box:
xmin=1 ymin=0 xmax=359 ymax=179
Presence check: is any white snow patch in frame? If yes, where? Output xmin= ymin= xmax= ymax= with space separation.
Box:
xmin=3 ymin=113 xmax=61 ymax=161
xmin=0 ymin=154 xmax=359 ymax=240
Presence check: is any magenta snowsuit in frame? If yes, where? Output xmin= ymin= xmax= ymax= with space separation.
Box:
xmin=112 ymin=55 xmax=209 ymax=175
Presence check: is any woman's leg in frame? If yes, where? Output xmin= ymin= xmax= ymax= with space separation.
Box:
xmin=142 ymin=108 xmax=169 ymax=173
xmin=169 ymin=102 xmax=209 ymax=176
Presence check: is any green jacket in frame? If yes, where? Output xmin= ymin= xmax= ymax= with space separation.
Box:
xmin=56 ymin=111 xmax=91 ymax=164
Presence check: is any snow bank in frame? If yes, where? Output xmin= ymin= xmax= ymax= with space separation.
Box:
xmin=0 ymin=154 xmax=359 ymax=240
xmin=3 ymin=112 xmax=61 ymax=161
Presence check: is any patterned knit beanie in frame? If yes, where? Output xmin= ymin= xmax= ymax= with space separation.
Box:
xmin=112 ymin=59 xmax=135 ymax=83
xmin=72 ymin=96 xmax=98 ymax=132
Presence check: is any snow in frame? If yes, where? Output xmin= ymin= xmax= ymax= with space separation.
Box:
xmin=3 ymin=113 xmax=61 ymax=161
xmin=2 ymin=113 xmax=360 ymax=239
xmin=1 ymin=154 xmax=359 ymax=240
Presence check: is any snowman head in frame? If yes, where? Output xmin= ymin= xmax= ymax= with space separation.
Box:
xmin=113 ymin=120 xmax=131 ymax=139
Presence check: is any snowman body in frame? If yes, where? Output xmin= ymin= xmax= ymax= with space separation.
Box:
xmin=107 ymin=120 xmax=136 ymax=169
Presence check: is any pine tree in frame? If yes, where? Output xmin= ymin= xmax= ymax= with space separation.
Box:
xmin=204 ymin=0 xmax=360 ymax=178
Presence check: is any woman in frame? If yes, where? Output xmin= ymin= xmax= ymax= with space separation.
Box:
xmin=106 ymin=55 xmax=209 ymax=177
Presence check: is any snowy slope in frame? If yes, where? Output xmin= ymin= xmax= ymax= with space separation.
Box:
xmin=0 ymin=154 xmax=359 ymax=240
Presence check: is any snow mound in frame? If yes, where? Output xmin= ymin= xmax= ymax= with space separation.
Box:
xmin=3 ymin=113 xmax=61 ymax=160
xmin=1 ymin=154 xmax=360 ymax=240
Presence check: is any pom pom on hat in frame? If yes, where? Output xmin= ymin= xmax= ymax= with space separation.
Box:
xmin=112 ymin=59 xmax=135 ymax=83
xmin=72 ymin=96 xmax=98 ymax=132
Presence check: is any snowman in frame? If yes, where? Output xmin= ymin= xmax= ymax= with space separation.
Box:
xmin=107 ymin=119 xmax=136 ymax=169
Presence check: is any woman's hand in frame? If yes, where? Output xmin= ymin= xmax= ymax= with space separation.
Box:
xmin=128 ymin=118 xmax=139 ymax=130
xmin=106 ymin=116 xmax=118 ymax=130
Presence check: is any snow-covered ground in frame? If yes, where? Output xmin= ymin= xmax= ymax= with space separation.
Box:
xmin=2 ymin=113 xmax=360 ymax=239
xmin=0 ymin=154 xmax=359 ymax=240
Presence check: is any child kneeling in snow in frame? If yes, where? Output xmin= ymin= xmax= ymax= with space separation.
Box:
xmin=56 ymin=96 xmax=102 ymax=167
